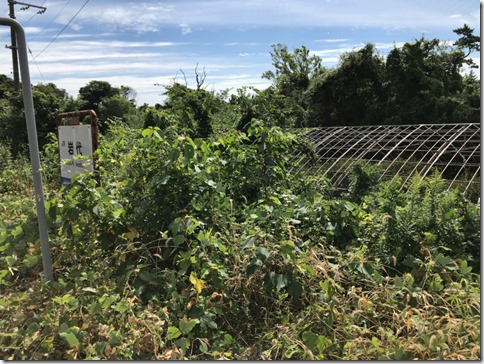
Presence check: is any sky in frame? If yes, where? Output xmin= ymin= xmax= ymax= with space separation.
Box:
xmin=0 ymin=0 xmax=480 ymax=106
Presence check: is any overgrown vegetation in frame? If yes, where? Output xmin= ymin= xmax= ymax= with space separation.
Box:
xmin=0 ymin=22 xmax=480 ymax=360
xmin=0 ymin=24 xmax=480 ymax=154
xmin=0 ymin=119 xmax=480 ymax=360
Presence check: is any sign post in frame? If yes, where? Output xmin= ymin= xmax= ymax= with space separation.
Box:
xmin=56 ymin=110 xmax=98 ymax=184
xmin=0 ymin=17 xmax=53 ymax=282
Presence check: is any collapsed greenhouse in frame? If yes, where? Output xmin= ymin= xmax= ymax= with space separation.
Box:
xmin=290 ymin=123 xmax=480 ymax=199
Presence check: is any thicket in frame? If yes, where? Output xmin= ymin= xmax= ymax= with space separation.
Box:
xmin=0 ymin=22 xmax=480 ymax=360
xmin=0 ymin=120 xmax=480 ymax=360
xmin=0 ymin=24 xmax=480 ymax=156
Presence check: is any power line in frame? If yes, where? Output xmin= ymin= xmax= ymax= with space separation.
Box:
xmin=35 ymin=0 xmax=72 ymax=36
xmin=0 ymin=0 xmax=48 ymax=82
xmin=28 ymin=46 xmax=45 ymax=82
xmin=33 ymin=0 xmax=89 ymax=60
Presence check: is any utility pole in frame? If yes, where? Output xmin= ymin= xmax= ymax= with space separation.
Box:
xmin=6 ymin=0 xmax=46 ymax=90
xmin=7 ymin=0 xmax=19 ymax=90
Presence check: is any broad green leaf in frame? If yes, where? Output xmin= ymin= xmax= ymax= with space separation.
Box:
xmin=241 ymin=236 xmax=256 ymax=250
xmin=198 ymin=339 xmax=208 ymax=353
xmin=173 ymin=234 xmax=185 ymax=246
xmin=319 ymin=279 xmax=333 ymax=301
xmin=179 ymin=317 xmax=198 ymax=334
xmin=315 ymin=335 xmax=332 ymax=353
xmin=459 ymin=260 xmax=472 ymax=275
xmin=264 ymin=272 xmax=288 ymax=292
xmin=297 ymin=264 xmax=315 ymax=276
xmin=59 ymin=322 xmax=69 ymax=333
xmin=255 ymin=246 xmax=270 ymax=262
xmin=158 ymin=175 xmax=171 ymax=185
xmin=22 ymin=255 xmax=39 ymax=268
xmin=114 ymin=299 xmax=130 ymax=313
xmin=246 ymin=258 xmax=262 ymax=276
xmin=287 ymin=280 xmax=302 ymax=299
xmin=205 ymin=179 xmax=217 ymax=188
xmin=26 ymin=321 xmax=41 ymax=335
xmin=169 ymin=148 xmax=181 ymax=161
xmin=60 ymin=332 xmax=80 ymax=348
xmin=275 ymin=274 xmax=288 ymax=292
xmin=302 ymin=331 xmax=318 ymax=351
xmin=139 ymin=271 xmax=157 ymax=284
xmin=99 ymin=295 xmax=116 ymax=309
xmin=434 ymin=253 xmax=454 ymax=269
xmin=109 ymin=331 xmax=124 ymax=346
xmin=175 ymin=337 xmax=191 ymax=350
xmin=153 ymin=129 xmax=163 ymax=140
xmin=92 ymin=205 xmax=103 ymax=216
xmin=167 ymin=326 xmax=182 ymax=340
xmin=112 ymin=208 xmax=125 ymax=219
xmin=141 ymin=128 xmax=154 ymax=137
xmin=87 ymin=301 xmax=102 ymax=315
xmin=11 ymin=225 xmax=23 ymax=238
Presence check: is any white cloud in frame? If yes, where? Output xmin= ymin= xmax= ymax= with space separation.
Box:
xmin=61 ymin=0 xmax=480 ymax=32
xmin=179 ymin=23 xmax=192 ymax=35
xmin=316 ymin=39 xmax=351 ymax=43
xmin=0 ymin=0 xmax=478 ymax=107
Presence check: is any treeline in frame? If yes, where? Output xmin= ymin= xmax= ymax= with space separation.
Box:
xmin=0 ymin=24 xmax=479 ymax=153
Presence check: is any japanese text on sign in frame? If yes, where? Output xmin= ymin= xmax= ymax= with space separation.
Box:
xmin=58 ymin=125 xmax=93 ymax=185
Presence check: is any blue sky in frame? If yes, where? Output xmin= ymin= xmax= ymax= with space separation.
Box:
xmin=0 ymin=0 xmax=480 ymax=106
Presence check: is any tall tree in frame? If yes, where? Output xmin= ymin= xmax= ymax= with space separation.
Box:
xmin=78 ymin=80 xmax=118 ymax=115
xmin=78 ymin=80 xmax=138 ymax=131
xmin=263 ymin=44 xmax=325 ymax=126
xmin=384 ymin=35 xmax=476 ymax=124
xmin=160 ymin=82 xmax=222 ymax=138
xmin=308 ymin=43 xmax=385 ymax=126
xmin=0 ymin=77 xmax=74 ymax=153
xmin=453 ymin=24 xmax=480 ymax=68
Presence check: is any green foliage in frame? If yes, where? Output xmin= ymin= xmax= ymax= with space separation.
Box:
xmin=0 ymin=120 xmax=480 ymax=359
xmin=262 ymin=25 xmax=479 ymax=127
xmin=360 ymin=173 xmax=480 ymax=271
xmin=0 ymin=143 xmax=32 ymax=194
xmin=308 ymin=43 xmax=386 ymax=126
xmin=158 ymin=82 xmax=224 ymax=138
xmin=0 ymin=24 xmax=481 ymax=359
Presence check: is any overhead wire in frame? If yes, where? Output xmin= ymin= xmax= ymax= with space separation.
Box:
xmin=28 ymin=47 xmax=45 ymax=82
xmin=0 ymin=0 xmax=48 ymax=58
xmin=34 ymin=0 xmax=73 ymax=38
xmin=33 ymin=0 xmax=90 ymax=60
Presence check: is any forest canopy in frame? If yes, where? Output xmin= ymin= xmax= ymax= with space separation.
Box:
xmin=0 ymin=24 xmax=480 ymax=153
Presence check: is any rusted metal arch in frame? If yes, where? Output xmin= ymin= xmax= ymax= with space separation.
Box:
xmin=440 ymin=127 xmax=480 ymax=180
xmin=419 ymin=124 xmax=472 ymax=179
xmin=313 ymin=126 xmax=378 ymax=181
xmin=335 ymin=124 xmax=420 ymax=187
xmin=398 ymin=124 xmax=468 ymax=188
xmin=291 ymin=127 xmax=345 ymax=174
xmin=289 ymin=123 xmax=480 ymax=195
xmin=385 ymin=124 xmax=454 ymax=187
xmin=332 ymin=125 xmax=400 ymax=187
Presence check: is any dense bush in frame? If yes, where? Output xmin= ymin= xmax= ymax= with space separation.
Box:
xmin=0 ymin=121 xmax=480 ymax=360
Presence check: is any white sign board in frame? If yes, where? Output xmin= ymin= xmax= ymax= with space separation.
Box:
xmin=58 ymin=125 xmax=94 ymax=185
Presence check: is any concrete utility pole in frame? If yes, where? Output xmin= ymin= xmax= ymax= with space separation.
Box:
xmin=7 ymin=0 xmax=19 ymax=90
xmin=6 ymin=0 xmax=46 ymax=90
xmin=0 ymin=16 xmax=53 ymax=282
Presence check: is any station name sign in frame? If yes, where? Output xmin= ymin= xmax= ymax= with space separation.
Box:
xmin=58 ymin=124 xmax=94 ymax=185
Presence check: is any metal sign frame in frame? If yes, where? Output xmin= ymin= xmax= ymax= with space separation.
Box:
xmin=56 ymin=110 xmax=99 ymax=184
